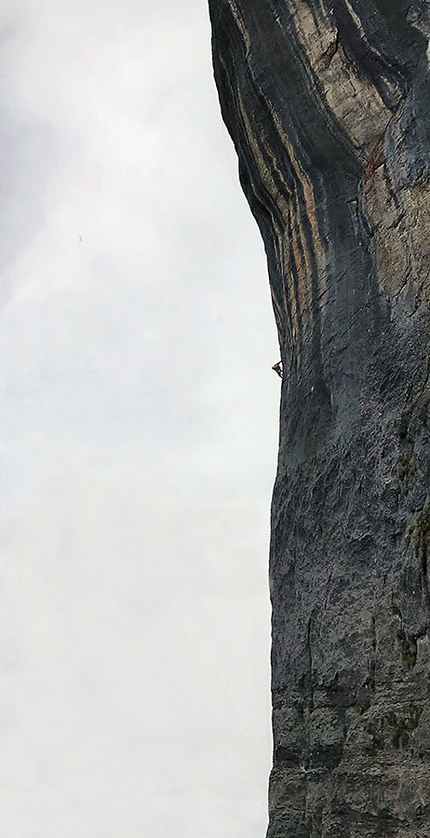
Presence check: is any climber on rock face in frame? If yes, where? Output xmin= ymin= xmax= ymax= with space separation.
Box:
xmin=272 ymin=362 xmax=283 ymax=378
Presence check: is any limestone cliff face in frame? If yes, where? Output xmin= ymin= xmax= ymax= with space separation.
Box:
xmin=209 ymin=2 xmax=430 ymax=835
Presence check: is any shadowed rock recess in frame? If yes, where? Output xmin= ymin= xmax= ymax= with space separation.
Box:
xmin=209 ymin=1 xmax=430 ymax=835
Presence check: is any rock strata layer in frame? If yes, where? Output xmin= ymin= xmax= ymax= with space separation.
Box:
xmin=209 ymin=2 xmax=430 ymax=836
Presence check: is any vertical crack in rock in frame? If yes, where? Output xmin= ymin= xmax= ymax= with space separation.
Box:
xmin=209 ymin=0 xmax=430 ymax=835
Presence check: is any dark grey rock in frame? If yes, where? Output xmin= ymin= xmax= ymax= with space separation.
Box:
xmin=209 ymin=1 xmax=430 ymax=835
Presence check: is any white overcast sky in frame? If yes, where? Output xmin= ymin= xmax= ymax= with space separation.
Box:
xmin=0 ymin=1 xmax=280 ymax=835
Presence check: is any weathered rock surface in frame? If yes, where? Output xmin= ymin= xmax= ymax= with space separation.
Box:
xmin=209 ymin=1 xmax=430 ymax=835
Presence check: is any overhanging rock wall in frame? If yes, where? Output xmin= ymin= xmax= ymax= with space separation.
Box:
xmin=209 ymin=2 xmax=430 ymax=835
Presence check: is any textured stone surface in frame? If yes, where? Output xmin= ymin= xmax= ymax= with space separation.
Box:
xmin=209 ymin=1 xmax=430 ymax=835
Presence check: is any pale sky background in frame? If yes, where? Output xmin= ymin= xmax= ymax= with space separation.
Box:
xmin=0 ymin=2 xmax=280 ymax=835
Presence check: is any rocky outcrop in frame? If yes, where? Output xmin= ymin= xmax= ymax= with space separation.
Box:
xmin=209 ymin=2 xmax=430 ymax=835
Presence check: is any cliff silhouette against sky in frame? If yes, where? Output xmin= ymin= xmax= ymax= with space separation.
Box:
xmin=210 ymin=2 xmax=430 ymax=835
